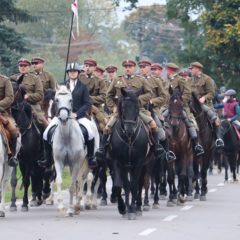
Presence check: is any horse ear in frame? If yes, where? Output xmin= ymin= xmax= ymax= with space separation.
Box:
xmin=121 ymin=88 xmax=127 ymax=97
xmin=169 ymin=85 xmax=173 ymax=95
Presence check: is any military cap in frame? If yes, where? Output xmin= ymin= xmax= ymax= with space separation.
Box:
xmin=138 ymin=60 xmax=152 ymax=67
xmin=105 ymin=65 xmax=118 ymax=73
xmin=84 ymin=58 xmax=97 ymax=66
xmin=31 ymin=57 xmax=45 ymax=63
xmin=151 ymin=63 xmax=163 ymax=70
xmin=165 ymin=63 xmax=180 ymax=70
xmin=18 ymin=58 xmax=31 ymax=66
xmin=95 ymin=66 xmax=105 ymax=74
xmin=190 ymin=62 xmax=203 ymax=69
xmin=122 ymin=59 xmax=136 ymax=67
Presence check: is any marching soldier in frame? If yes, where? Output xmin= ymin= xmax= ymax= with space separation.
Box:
xmin=138 ymin=60 xmax=176 ymax=161
xmin=14 ymin=58 xmax=48 ymax=130
xmin=0 ymin=74 xmax=19 ymax=166
xmin=31 ymin=57 xmax=56 ymax=119
xmin=79 ymin=58 xmax=107 ymax=131
xmin=164 ymin=63 xmax=204 ymax=156
xmin=189 ymin=62 xmax=224 ymax=147
xmin=96 ymin=59 xmax=164 ymax=161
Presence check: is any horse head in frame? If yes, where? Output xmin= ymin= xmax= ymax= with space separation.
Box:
xmin=55 ymin=86 xmax=72 ymax=125
xmin=168 ymin=87 xmax=184 ymax=132
xmin=118 ymin=88 xmax=141 ymax=138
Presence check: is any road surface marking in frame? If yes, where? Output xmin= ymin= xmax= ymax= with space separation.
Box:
xmin=217 ymin=183 xmax=224 ymax=187
xmin=181 ymin=205 xmax=193 ymax=211
xmin=209 ymin=188 xmax=217 ymax=193
xmin=138 ymin=228 xmax=157 ymax=236
xmin=163 ymin=215 xmax=178 ymax=222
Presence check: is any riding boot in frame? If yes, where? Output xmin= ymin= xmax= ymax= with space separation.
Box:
xmin=152 ymin=128 xmax=165 ymax=159
xmin=95 ymin=133 xmax=108 ymax=162
xmin=86 ymin=138 xmax=97 ymax=169
xmin=160 ymin=138 xmax=176 ymax=162
xmin=188 ymin=127 xmax=205 ymax=156
xmin=214 ymin=126 xmax=224 ymax=148
xmin=38 ymin=140 xmax=53 ymax=168
xmin=8 ymin=137 xmax=18 ymax=167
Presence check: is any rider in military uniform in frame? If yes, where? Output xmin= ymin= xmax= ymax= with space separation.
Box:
xmin=163 ymin=63 xmax=204 ymax=156
xmin=0 ymin=74 xmax=19 ymax=166
xmin=96 ymin=59 xmax=164 ymax=161
xmin=94 ymin=65 xmax=105 ymax=80
xmin=79 ymin=58 xmax=107 ymax=131
xmin=14 ymin=58 xmax=48 ymax=129
xmin=31 ymin=57 xmax=56 ymax=119
xmin=189 ymin=62 xmax=224 ymax=147
xmin=138 ymin=60 xmax=176 ymax=161
xmin=105 ymin=65 xmax=118 ymax=89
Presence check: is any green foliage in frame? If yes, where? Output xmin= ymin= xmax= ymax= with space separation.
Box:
xmin=0 ymin=0 xmax=35 ymax=75
xmin=123 ymin=4 xmax=183 ymax=63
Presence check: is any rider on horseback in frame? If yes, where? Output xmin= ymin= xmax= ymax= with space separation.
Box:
xmin=0 ymin=74 xmax=19 ymax=167
xmin=96 ymin=59 xmax=167 ymax=161
xmin=190 ymin=62 xmax=224 ymax=148
xmin=42 ymin=62 xmax=97 ymax=169
xmin=138 ymin=60 xmax=176 ymax=161
xmin=223 ymin=89 xmax=240 ymax=128
xmin=163 ymin=63 xmax=204 ymax=157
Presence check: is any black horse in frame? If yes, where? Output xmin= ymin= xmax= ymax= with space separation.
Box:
xmin=10 ymin=80 xmax=44 ymax=211
xmin=109 ymin=88 xmax=150 ymax=220
xmin=221 ymin=119 xmax=239 ymax=182
xmin=190 ymin=93 xmax=214 ymax=200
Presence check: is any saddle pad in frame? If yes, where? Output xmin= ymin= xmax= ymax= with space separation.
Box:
xmin=232 ymin=124 xmax=240 ymax=140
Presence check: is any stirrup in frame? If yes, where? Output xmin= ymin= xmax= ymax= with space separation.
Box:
xmin=215 ymin=138 xmax=224 ymax=148
xmin=166 ymin=151 xmax=176 ymax=162
xmin=8 ymin=156 xmax=18 ymax=167
xmin=194 ymin=144 xmax=205 ymax=156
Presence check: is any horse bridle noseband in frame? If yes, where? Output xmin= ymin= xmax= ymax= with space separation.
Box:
xmin=57 ymin=106 xmax=71 ymax=119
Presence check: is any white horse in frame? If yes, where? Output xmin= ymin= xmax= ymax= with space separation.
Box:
xmin=50 ymin=86 xmax=99 ymax=216
xmin=0 ymin=130 xmax=21 ymax=217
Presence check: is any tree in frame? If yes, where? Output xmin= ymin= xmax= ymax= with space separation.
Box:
xmin=0 ymin=0 xmax=35 ymax=74
xmin=123 ymin=4 xmax=183 ymax=63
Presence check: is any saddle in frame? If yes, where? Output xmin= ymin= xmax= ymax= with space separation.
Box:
xmin=232 ymin=123 xmax=240 ymax=140
xmin=0 ymin=116 xmax=11 ymax=154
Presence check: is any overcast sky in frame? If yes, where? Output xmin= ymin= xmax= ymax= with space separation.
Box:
xmin=116 ymin=0 xmax=166 ymax=22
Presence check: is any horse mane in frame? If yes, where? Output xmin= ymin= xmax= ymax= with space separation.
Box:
xmin=169 ymin=88 xmax=183 ymax=112
xmin=56 ymin=85 xmax=71 ymax=96
xmin=190 ymin=92 xmax=202 ymax=113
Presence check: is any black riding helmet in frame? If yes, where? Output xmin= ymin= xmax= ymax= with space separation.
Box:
xmin=66 ymin=62 xmax=83 ymax=73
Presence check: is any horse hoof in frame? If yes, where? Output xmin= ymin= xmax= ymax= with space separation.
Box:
xmin=100 ymin=199 xmax=107 ymax=206
xmin=37 ymin=200 xmax=43 ymax=206
xmin=152 ymin=203 xmax=160 ymax=209
xmin=74 ymin=206 xmax=81 ymax=215
xmin=9 ymin=205 xmax=17 ymax=212
xmin=143 ymin=204 xmax=150 ymax=211
xmin=110 ymin=197 xmax=117 ymax=204
xmin=91 ymin=204 xmax=97 ymax=210
xmin=46 ymin=199 xmax=54 ymax=205
xmin=43 ymin=192 xmax=50 ymax=200
xmin=0 ymin=211 xmax=5 ymax=217
xmin=186 ymin=195 xmax=193 ymax=202
xmin=136 ymin=210 xmax=142 ymax=216
xmin=194 ymin=193 xmax=200 ymax=200
xmin=21 ymin=206 xmax=29 ymax=212
xmin=118 ymin=206 xmax=126 ymax=215
xmin=66 ymin=210 xmax=74 ymax=217
xmin=85 ymin=204 xmax=91 ymax=210
xmin=30 ymin=200 xmax=38 ymax=207
xmin=200 ymin=195 xmax=207 ymax=201
xmin=178 ymin=194 xmax=186 ymax=203
xmin=159 ymin=195 xmax=167 ymax=200
xmin=167 ymin=201 xmax=175 ymax=207
xmin=128 ymin=212 xmax=136 ymax=220
xmin=57 ymin=207 xmax=65 ymax=213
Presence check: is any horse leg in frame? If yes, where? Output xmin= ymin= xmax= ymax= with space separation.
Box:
xmin=22 ymin=169 xmax=30 ymax=212
xmin=10 ymin=166 xmax=18 ymax=211
xmin=85 ymin=171 xmax=94 ymax=210
xmin=136 ymin=167 xmax=145 ymax=216
xmin=55 ymin=161 xmax=64 ymax=211
xmin=193 ymin=160 xmax=200 ymax=199
xmin=224 ymin=154 xmax=229 ymax=182
xmin=200 ymin=165 xmax=208 ymax=201
xmin=150 ymin=176 xmax=155 ymax=198
xmin=143 ymin=174 xmax=151 ymax=211
xmin=99 ymin=166 xmax=108 ymax=206
xmin=153 ymin=164 xmax=160 ymax=209
xmin=30 ymin=169 xmax=38 ymax=207
xmin=122 ymin=169 xmax=130 ymax=217
xmin=186 ymin=164 xmax=194 ymax=201
xmin=167 ymin=163 xmax=176 ymax=207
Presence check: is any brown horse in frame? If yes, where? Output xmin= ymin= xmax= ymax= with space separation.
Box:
xmin=165 ymin=88 xmax=194 ymax=205
xmin=190 ymin=93 xmax=214 ymax=201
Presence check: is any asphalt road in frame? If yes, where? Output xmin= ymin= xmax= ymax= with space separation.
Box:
xmin=1 ymin=169 xmax=240 ymax=240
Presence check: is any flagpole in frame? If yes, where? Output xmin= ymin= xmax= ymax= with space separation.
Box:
xmin=64 ymin=12 xmax=74 ymax=83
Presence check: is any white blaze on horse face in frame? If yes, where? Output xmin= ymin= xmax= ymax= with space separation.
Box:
xmin=174 ymin=99 xmax=177 ymax=104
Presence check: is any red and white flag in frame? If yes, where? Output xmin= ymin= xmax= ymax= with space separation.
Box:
xmin=71 ymin=0 xmax=79 ymax=39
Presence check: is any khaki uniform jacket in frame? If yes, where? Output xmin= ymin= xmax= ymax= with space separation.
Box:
xmin=191 ymin=73 xmax=215 ymax=106
xmin=168 ymin=74 xmax=191 ymax=109
xmin=106 ymin=74 xmax=152 ymax=113
xmin=0 ymin=74 xmax=14 ymax=113
xmin=33 ymin=71 xmax=56 ymax=91
xmin=79 ymin=73 xmax=106 ymax=107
